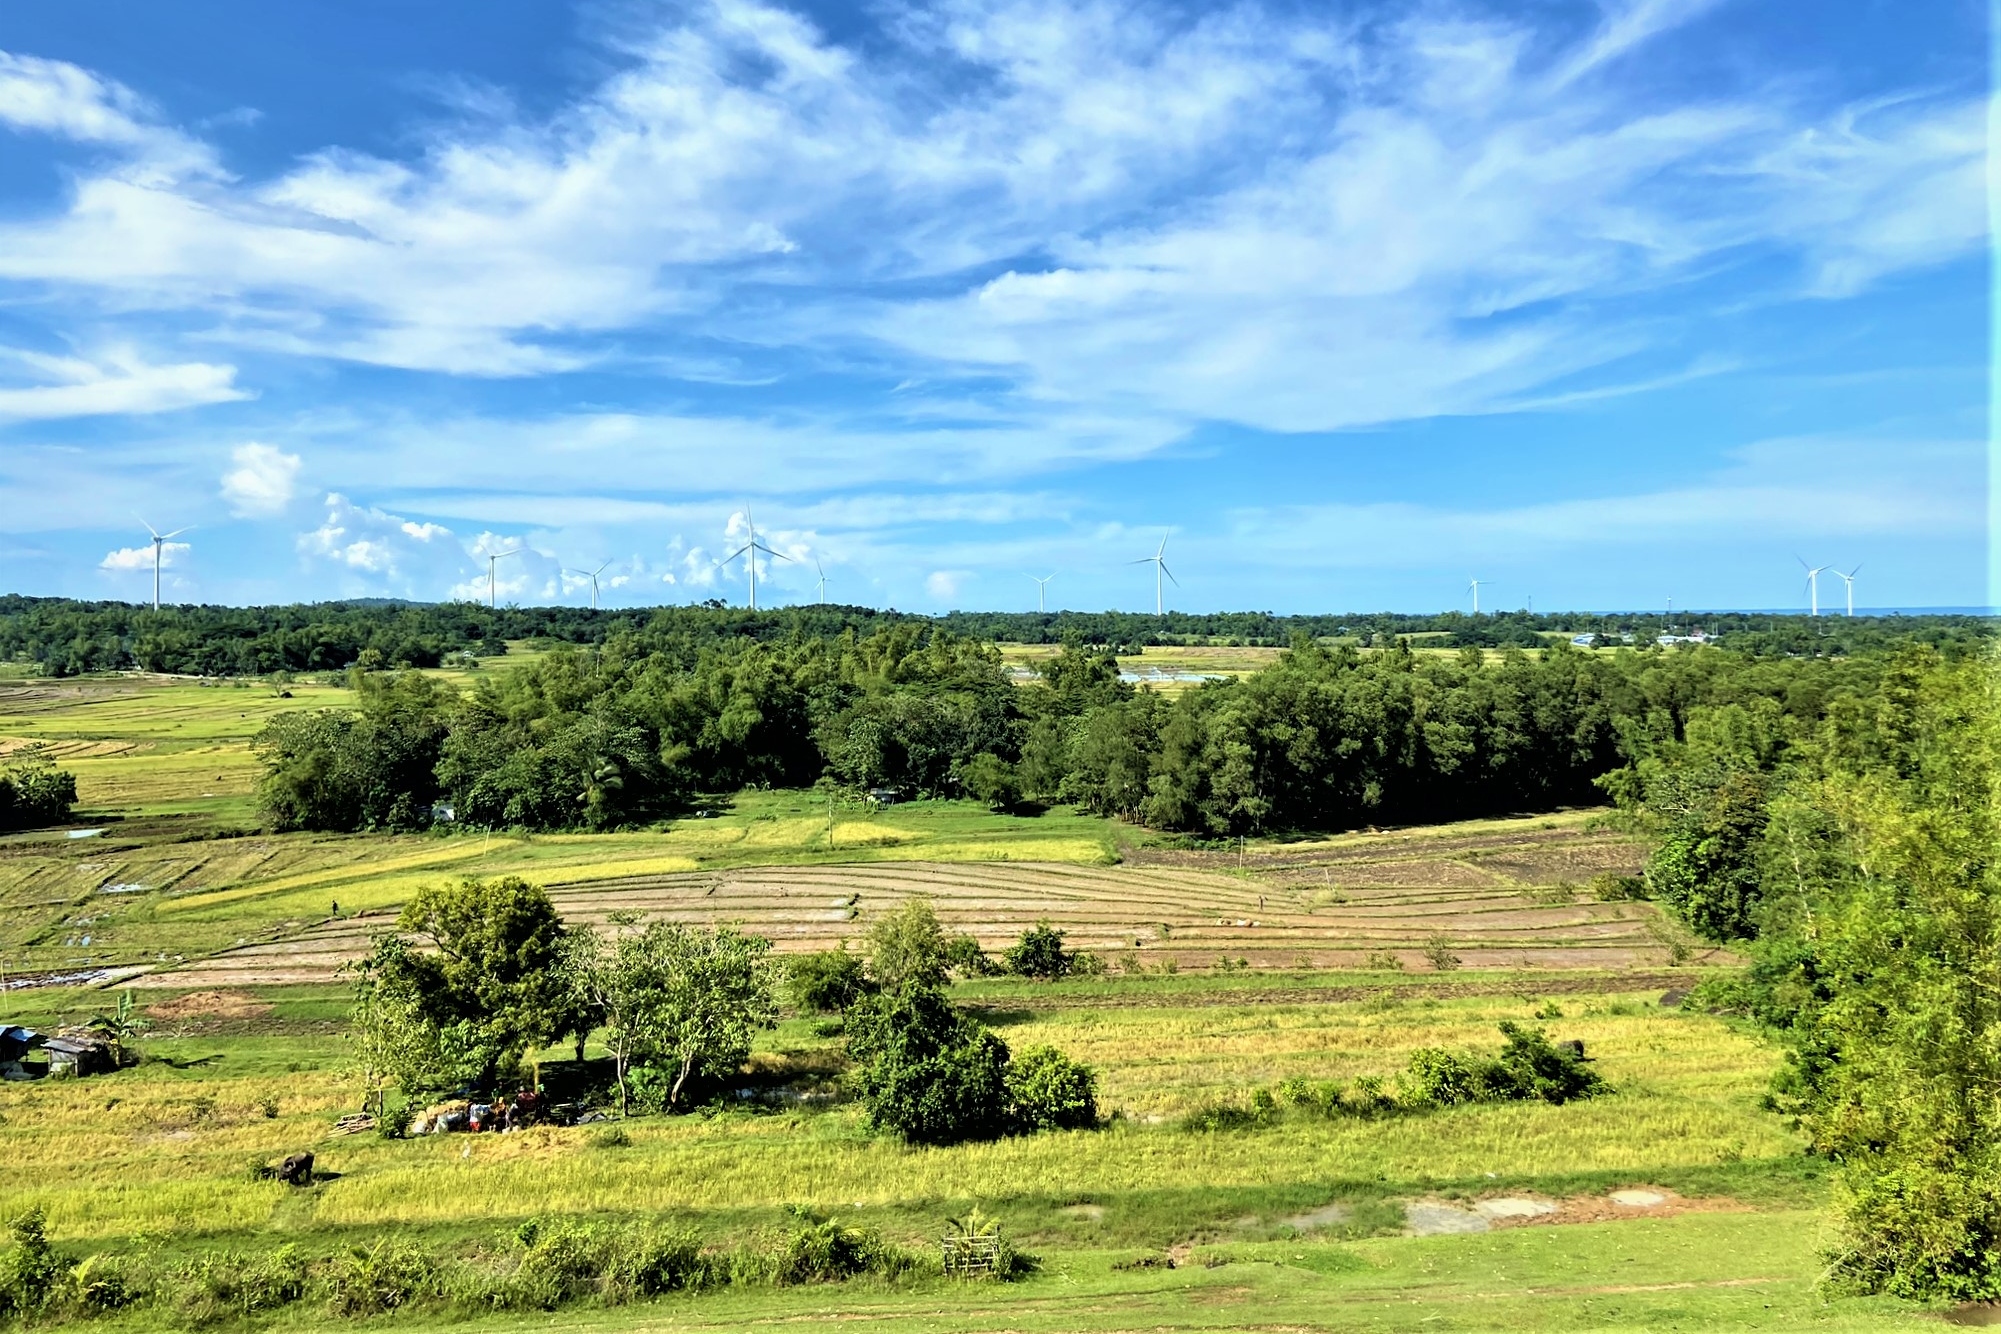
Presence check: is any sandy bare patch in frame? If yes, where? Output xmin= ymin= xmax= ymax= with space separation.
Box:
xmin=145 ymin=990 xmax=274 ymax=1021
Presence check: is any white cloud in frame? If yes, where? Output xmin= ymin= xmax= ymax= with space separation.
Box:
xmin=297 ymin=492 xmax=468 ymax=594
xmin=924 ymin=569 xmax=966 ymax=601
xmin=99 ymin=541 xmax=184 ymax=571
xmin=0 ymin=51 xmax=216 ymax=182
xmin=0 ymin=345 xmax=246 ymax=422
xmin=220 ymin=442 xmax=302 ymax=517
xmin=0 ymin=0 xmax=1980 ymax=426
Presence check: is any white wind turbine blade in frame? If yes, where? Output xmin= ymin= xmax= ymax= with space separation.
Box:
xmin=1159 ymin=561 xmax=1178 ymax=586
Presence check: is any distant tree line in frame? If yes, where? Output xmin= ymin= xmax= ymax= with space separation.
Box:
xmin=1615 ymin=646 xmax=2001 ymax=1302
xmin=1 ymin=592 xmax=1986 ymax=676
xmin=253 ymin=624 xmax=1922 ymax=838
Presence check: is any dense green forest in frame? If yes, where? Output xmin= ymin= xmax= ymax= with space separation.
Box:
xmin=245 ymin=619 xmax=1971 ymax=838
xmin=0 ymin=593 xmax=1987 ymax=676
xmin=1622 ymin=647 xmax=2001 ymax=1300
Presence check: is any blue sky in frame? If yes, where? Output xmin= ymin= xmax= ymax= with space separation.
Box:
xmin=0 ymin=0 xmax=1987 ymax=614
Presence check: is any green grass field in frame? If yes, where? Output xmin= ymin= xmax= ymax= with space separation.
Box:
xmin=0 ymin=974 xmax=1930 ymax=1331
xmin=0 ymin=664 xmax=1939 ymax=1330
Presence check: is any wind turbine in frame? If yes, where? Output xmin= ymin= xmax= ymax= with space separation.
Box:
xmin=1797 ymin=557 xmax=1829 ymax=617
xmin=814 ymin=558 xmax=830 ymax=604
xmin=721 ymin=508 xmax=790 ymax=610
xmin=1830 ymin=564 xmax=1862 ymax=617
xmin=1129 ymin=535 xmax=1176 ymax=616
xmin=1029 ymin=572 xmax=1055 ymax=613
xmin=485 ymin=548 xmax=521 ymax=609
xmin=1467 ymin=578 xmax=1491 ymax=614
xmin=138 ymin=519 xmax=192 ymax=612
xmin=566 ymin=561 xmax=611 ymax=610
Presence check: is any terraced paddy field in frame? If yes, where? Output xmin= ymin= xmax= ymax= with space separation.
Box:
xmin=2 ymin=806 xmax=1665 ymax=989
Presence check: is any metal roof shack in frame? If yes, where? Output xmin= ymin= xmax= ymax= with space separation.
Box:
xmin=41 ymin=1033 xmax=114 ymax=1077
xmin=0 ymin=1025 xmax=45 ymax=1073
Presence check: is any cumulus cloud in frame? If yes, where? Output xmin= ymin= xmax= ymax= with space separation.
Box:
xmin=220 ymin=443 xmax=302 ymax=517
xmin=924 ymin=570 xmax=966 ymax=602
xmin=100 ymin=541 xmax=184 ymax=571
xmin=297 ymin=492 xmax=466 ymax=593
xmin=0 ymin=345 xmax=246 ymax=422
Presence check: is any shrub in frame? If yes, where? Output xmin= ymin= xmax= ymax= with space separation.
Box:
xmin=1398 ymin=1024 xmax=1605 ymax=1107
xmin=0 ymin=1208 xmax=65 ymax=1318
xmin=944 ymin=934 xmax=998 ymax=978
xmin=849 ymin=984 xmax=1013 ymax=1145
xmin=1421 ymin=934 xmax=1461 ymax=971
xmin=1180 ymin=1098 xmax=1276 ymax=1132
xmin=1005 ymin=1046 xmax=1098 ymax=1132
xmin=499 ymin=1220 xmax=706 ymax=1309
xmin=1400 ymin=1048 xmax=1488 ymax=1107
xmin=178 ymin=1245 xmax=310 ymax=1324
xmin=788 ymin=949 xmax=871 ymax=1013
xmin=1004 ymin=922 xmax=1070 ymax=980
xmin=770 ymin=1220 xmax=913 ymax=1285
xmin=1484 ymin=1023 xmax=1606 ymax=1104
xmin=0 ymin=752 xmax=78 ymax=831
xmin=323 ymin=1239 xmax=443 ymax=1317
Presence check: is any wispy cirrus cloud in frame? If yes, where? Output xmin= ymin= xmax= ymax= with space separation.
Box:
xmin=0 ymin=0 xmax=1981 ymax=429
xmin=0 ymin=346 xmax=246 ymax=422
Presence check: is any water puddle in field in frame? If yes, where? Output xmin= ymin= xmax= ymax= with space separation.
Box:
xmin=1 ymin=968 xmax=121 ymax=992
xmin=66 ymin=829 xmax=104 ymax=840
xmin=1281 ymin=1203 xmax=1351 ymax=1231
xmin=1405 ymin=1203 xmax=1489 ymax=1235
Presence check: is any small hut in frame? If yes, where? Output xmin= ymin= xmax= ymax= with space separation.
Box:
xmin=42 ymin=1033 xmax=114 ymax=1077
xmin=0 ymin=1025 xmax=45 ymax=1080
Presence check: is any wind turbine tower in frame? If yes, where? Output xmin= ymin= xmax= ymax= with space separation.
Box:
xmin=1129 ymin=536 xmax=1177 ymax=616
xmin=566 ymin=561 xmax=611 ymax=610
xmin=1831 ymin=565 xmax=1862 ymax=617
xmin=1467 ymin=578 xmax=1489 ymax=614
xmin=1030 ymin=573 xmax=1055 ymax=613
xmin=138 ymin=520 xmax=192 ymax=612
xmin=486 ymin=548 xmax=521 ymax=609
xmin=722 ymin=508 xmax=790 ymax=611
xmin=814 ymin=558 xmax=830 ymax=604
xmin=1798 ymin=557 xmax=1830 ymax=617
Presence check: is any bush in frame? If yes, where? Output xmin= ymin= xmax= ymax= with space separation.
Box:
xmin=1005 ymin=1046 xmax=1098 ymax=1132
xmin=944 ymin=934 xmax=998 ymax=977
xmin=497 ymin=1220 xmax=707 ymax=1309
xmin=323 ymin=1240 xmax=443 ymax=1317
xmin=789 ymin=949 xmax=871 ymax=1013
xmin=1399 ymin=1024 xmax=1605 ymax=1107
xmin=850 ymin=983 xmax=1100 ymax=1145
xmin=0 ymin=754 xmax=77 ymax=831
xmin=1004 ymin=922 xmax=1070 ymax=980
xmin=1400 ymin=1048 xmax=1489 ymax=1107
xmin=1483 ymin=1023 xmax=1606 ymax=1104
xmin=0 ymin=1208 xmax=66 ymax=1318
xmin=1180 ymin=1096 xmax=1277 ymax=1132
xmin=769 ymin=1220 xmax=913 ymax=1285
xmin=178 ymin=1245 xmax=309 ymax=1324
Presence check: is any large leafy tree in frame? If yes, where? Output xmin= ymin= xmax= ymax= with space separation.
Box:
xmin=352 ymin=876 xmax=570 ymax=1094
